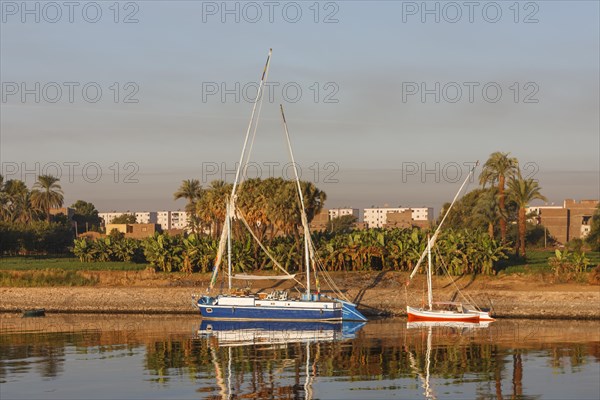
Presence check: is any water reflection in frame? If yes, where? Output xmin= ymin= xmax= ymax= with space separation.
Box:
xmin=0 ymin=315 xmax=599 ymax=399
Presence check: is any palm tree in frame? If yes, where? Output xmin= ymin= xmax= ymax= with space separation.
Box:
xmin=197 ymin=180 xmax=231 ymax=238
xmin=473 ymin=188 xmax=500 ymax=239
xmin=479 ymin=152 xmax=518 ymax=242
xmin=507 ymin=171 xmax=547 ymax=258
xmin=0 ymin=175 xmax=8 ymax=221
xmin=173 ymin=179 xmax=203 ymax=234
xmin=30 ymin=175 xmax=64 ymax=223
xmin=1 ymin=179 xmax=34 ymax=222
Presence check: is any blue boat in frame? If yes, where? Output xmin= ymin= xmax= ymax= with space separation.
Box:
xmin=193 ymin=50 xmax=366 ymax=323
xmin=196 ymin=293 xmax=342 ymax=322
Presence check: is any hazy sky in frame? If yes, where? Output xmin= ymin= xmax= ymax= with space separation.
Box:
xmin=1 ymin=1 xmax=598 ymax=216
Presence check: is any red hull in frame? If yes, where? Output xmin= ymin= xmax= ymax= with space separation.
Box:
xmin=407 ymin=314 xmax=480 ymax=323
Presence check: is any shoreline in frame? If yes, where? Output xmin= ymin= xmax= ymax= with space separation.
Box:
xmin=1 ymin=270 xmax=599 ymax=319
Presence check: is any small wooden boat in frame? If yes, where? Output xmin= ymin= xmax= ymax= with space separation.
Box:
xmin=22 ymin=309 xmax=45 ymax=318
xmin=406 ymin=163 xmax=495 ymax=323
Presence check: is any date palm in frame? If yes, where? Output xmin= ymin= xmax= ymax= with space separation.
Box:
xmin=479 ymin=152 xmax=518 ymax=242
xmin=0 ymin=175 xmax=5 ymax=221
xmin=31 ymin=175 xmax=64 ymax=223
xmin=174 ymin=179 xmax=203 ymax=234
xmin=0 ymin=178 xmax=29 ymax=222
xmin=473 ymin=188 xmax=500 ymax=239
xmin=197 ymin=180 xmax=232 ymax=238
xmin=507 ymin=172 xmax=547 ymax=258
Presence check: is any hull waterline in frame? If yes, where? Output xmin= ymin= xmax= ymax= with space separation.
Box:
xmin=407 ymin=306 xmax=480 ymax=323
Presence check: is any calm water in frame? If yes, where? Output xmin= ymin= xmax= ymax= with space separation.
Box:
xmin=0 ymin=315 xmax=599 ymax=400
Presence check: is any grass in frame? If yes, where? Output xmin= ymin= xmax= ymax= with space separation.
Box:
xmin=498 ymin=249 xmax=600 ymax=275
xmin=0 ymin=256 xmax=147 ymax=271
xmin=0 ymin=270 xmax=99 ymax=287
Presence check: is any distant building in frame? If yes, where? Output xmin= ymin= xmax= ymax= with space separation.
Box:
xmin=310 ymin=208 xmax=361 ymax=232
xmin=328 ymin=208 xmax=359 ymax=220
xmin=364 ymin=207 xmax=433 ymax=229
xmin=128 ymin=223 xmax=161 ymax=239
xmin=170 ymin=211 xmax=189 ymax=230
xmin=105 ymin=223 xmax=129 ymax=235
xmin=157 ymin=211 xmax=171 ymax=230
xmin=98 ymin=212 xmax=128 ymax=225
xmin=311 ymin=209 xmax=330 ymax=231
xmin=384 ymin=209 xmax=431 ymax=229
xmin=50 ymin=207 xmax=75 ymax=220
xmin=135 ymin=212 xmax=157 ymax=224
xmin=527 ymin=199 xmax=598 ymax=243
xmin=105 ymin=223 xmax=161 ymax=239
xmin=100 ymin=210 xmax=190 ymax=232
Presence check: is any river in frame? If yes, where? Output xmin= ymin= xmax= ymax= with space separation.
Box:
xmin=1 ymin=314 xmax=598 ymax=399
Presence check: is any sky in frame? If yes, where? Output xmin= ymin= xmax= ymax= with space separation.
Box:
xmin=1 ymin=0 xmax=599 ymax=217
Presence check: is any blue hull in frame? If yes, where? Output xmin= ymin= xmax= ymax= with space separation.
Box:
xmin=320 ymin=295 xmax=368 ymax=321
xmin=200 ymin=320 xmax=341 ymax=332
xmin=199 ymin=304 xmax=342 ymax=321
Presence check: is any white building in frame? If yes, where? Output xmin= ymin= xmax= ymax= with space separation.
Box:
xmin=328 ymin=208 xmax=359 ymax=220
xmin=157 ymin=211 xmax=171 ymax=230
xmin=171 ymin=211 xmax=189 ymax=230
xmin=363 ymin=207 xmax=434 ymax=228
xmin=100 ymin=210 xmax=189 ymax=231
xmin=98 ymin=212 xmax=128 ymax=225
xmin=135 ymin=212 xmax=157 ymax=224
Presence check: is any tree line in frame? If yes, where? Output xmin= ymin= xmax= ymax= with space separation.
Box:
xmin=2 ymin=152 xmax=598 ymax=268
xmin=0 ymin=174 xmax=100 ymax=254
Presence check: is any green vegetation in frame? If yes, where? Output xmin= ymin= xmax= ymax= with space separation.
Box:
xmin=497 ymin=249 xmax=600 ymax=275
xmin=479 ymin=151 xmax=518 ymax=242
xmin=0 ymin=220 xmax=73 ymax=254
xmin=0 ymin=256 xmax=145 ymax=271
xmin=110 ymin=213 xmax=137 ymax=224
xmin=68 ymin=228 xmax=510 ymax=276
xmin=71 ymin=200 xmax=101 ymax=232
xmin=587 ymin=204 xmax=600 ymax=251
xmin=0 ymin=270 xmax=98 ymax=287
xmin=31 ymin=175 xmax=64 ymax=223
xmin=326 ymin=215 xmax=357 ymax=234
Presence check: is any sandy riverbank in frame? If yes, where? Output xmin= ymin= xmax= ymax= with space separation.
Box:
xmin=1 ymin=271 xmax=599 ymax=319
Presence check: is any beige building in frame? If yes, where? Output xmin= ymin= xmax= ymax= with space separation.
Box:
xmin=384 ymin=209 xmax=432 ymax=229
xmin=364 ymin=207 xmax=433 ymax=229
xmin=105 ymin=223 xmax=161 ymax=239
xmin=310 ymin=208 xmax=362 ymax=232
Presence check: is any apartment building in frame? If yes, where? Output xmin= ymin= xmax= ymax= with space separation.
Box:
xmin=135 ymin=212 xmax=157 ymax=224
xmin=364 ymin=207 xmax=434 ymax=229
xmin=100 ymin=211 xmax=184 ymax=230
xmin=328 ymin=208 xmax=360 ymax=220
xmin=98 ymin=212 xmax=127 ymax=225
xmin=170 ymin=211 xmax=189 ymax=230
xmin=157 ymin=211 xmax=171 ymax=230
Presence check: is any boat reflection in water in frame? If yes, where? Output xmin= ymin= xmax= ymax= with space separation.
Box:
xmin=405 ymin=320 xmax=492 ymax=400
xmin=196 ymin=319 xmax=366 ymax=399
xmin=406 ymin=320 xmax=493 ymax=330
xmin=197 ymin=320 xmax=366 ymax=346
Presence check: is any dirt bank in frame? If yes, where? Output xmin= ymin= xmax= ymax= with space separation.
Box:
xmin=1 ymin=271 xmax=598 ymax=319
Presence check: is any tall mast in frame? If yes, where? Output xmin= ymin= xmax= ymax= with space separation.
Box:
xmin=280 ymin=104 xmax=312 ymax=296
xmin=409 ymin=162 xmax=479 ymax=281
xmin=427 ymin=234 xmax=433 ymax=310
xmin=226 ymin=202 xmax=232 ymax=290
xmin=209 ymin=49 xmax=272 ymax=290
